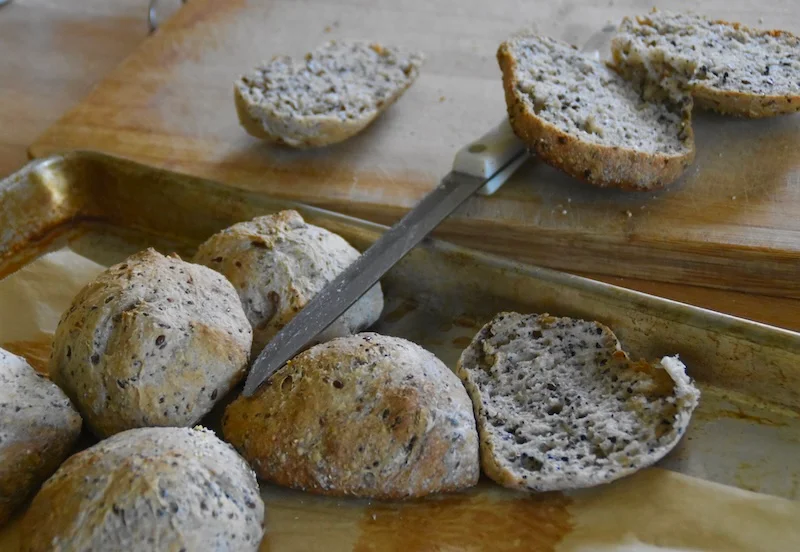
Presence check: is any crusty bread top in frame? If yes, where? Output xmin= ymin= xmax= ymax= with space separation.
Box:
xmin=612 ymin=11 xmax=800 ymax=116
xmin=223 ymin=333 xmax=479 ymax=499
xmin=49 ymin=248 xmax=252 ymax=438
xmin=235 ymin=40 xmax=423 ymax=147
xmin=0 ymin=348 xmax=82 ymax=525
xmin=19 ymin=427 xmax=264 ymax=552
xmin=501 ymin=33 xmax=692 ymax=156
xmin=0 ymin=348 xmax=81 ymax=453
xmin=457 ymin=313 xmax=700 ymax=492
xmin=193 ymin=210 xmax=383 ymax=355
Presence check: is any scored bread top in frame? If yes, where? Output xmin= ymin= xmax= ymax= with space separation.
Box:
xmin=498 ymin=33 xmax=695 ymax=190
xmin=49 ymin=248 xmax=253 ymax=438
xmin=612 ymin=11 xmax=800 ymax=117
xmin=19 ymin=427 xmax=264 ymax=551
xmin=235 ymin=40 xmax=424 ymax=147
xmin=223 ymin=333 xmax=479 ymax=499
xmin=456 ymin=312 xmax=700 ymax=492
xmin=0 ymin=349 xmax=82 ymax=525
xmin=193 ymin=210 xmax=383 ymax=356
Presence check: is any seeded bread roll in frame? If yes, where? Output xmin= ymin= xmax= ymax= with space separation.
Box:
xmin=19 ymin=427 xmax=264 ymax=551
xmin=457 ymin=312 xmax=700 ymax=492
xmin=49 ymin=248 xmax=253 ymax=438
xmin=193 ymin=210 xmax=383 ymax=356
xmin=0 ymin=349 xmax=82 ymax=526
xmin=234 ymin=40 xmax=424 ymax=147
xmin=223 ymin=333 xmax=479 ymax=499
xmin=612 ymin=11 xmax=800 ymax=118
xmin=498 ymin=33 xmax=695 ymax=191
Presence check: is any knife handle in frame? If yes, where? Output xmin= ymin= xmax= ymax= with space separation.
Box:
xmin=452 ymin=119 xmax=530 ymax=196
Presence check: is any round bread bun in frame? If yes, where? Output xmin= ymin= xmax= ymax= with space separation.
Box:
xmin=19 ymin=427 xmax=264 ymax=551
xmin=49 ymin=248 xmax=253 ymax=438
xmin=223 ymin=333 xmax=479 ymax=499
xmin=193 ymin=210 xmax=383 ymax=355
xmin=0 ymin=348 xmax=82 ymax=526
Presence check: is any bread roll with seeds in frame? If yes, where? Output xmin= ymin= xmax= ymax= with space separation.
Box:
xmin=223 ymin=333 xmax=479 ymax=499
xmin=612 ymin=11 xmax=800 ymax=118
xmin=0 ymin=349 xmax=81 ymax=526
xmin=457 ymin=312 xmax=700 ymax=492
xmin=49 ymin=248 xmax=252 ymax=438
xmin=498 ymin=33 xmax=695 ymax=190
xmin=193 ymin=210 xmax=383 ymax=356
xmin=19 ymin=427 xmax=264 ymax=551
xmin=235 ymin=40 xmax=424 ymax=147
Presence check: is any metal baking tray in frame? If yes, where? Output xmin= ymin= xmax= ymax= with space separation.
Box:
xmin=1 ymin=152 xmax=798 ymax=548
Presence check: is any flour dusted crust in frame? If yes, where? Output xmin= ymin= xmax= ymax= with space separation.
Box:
xmin=223 ymin=333 xmax=479 ymax=499
xmin=193 ymin=210 xmax=383 ymax=355
xmin=49 ymin=248 xmax=252 ymax=438
xmin=456 ymin=312 xmax=700 ymax=492
xmin=498 ymin=33 xmax=695 ymax=190
xmin=0 ymin=349 xmax=81 ymax=526
xmin=19 ymin=427 xmax=264 ymax=551
xmin=235 ymin=40 xmax=424 ymax=147
xmin=612 ymin=11 xmax=800 ymax=118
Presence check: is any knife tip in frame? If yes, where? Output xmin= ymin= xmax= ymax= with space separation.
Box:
xmin=242 ymin=377 xmax=258 ymax=397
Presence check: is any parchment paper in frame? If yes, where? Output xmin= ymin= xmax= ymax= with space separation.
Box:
xmin=0 ymin=247 xmax=106 ymax=371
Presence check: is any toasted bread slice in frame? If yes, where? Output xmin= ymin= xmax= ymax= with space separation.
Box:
xmin=498 ymin=33 xmax=695 ymax=190
xmin=612 ymin=11 xmax=800 ymax=118
xmin=456 ymin=312 xmax=700 ymax=492
xmin=234 ymin=40 xmax=424 ymax=148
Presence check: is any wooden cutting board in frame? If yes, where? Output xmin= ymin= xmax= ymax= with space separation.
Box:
xmin=29 ymin=0 xmax=800 ymax=298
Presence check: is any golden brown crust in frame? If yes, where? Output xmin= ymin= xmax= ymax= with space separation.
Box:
xmin=223 ymin=333 xmax=479 ymax=500
xmin=497 ymin=43 xmax=695 ymax=191
xmin=0 ymin=430 xmax=79 ymax=526
xmin=691 ymin=18 xmax=800 ymax=118
xmin=0 ymin=351 xmax=82 ymax=526
xmin=18 ymin=427 xmax=264 ymax=551
xmin=234 ymin=86 xmax=273 ymax=141
xmin=693 ymin=86 xmax=800 ymax=118
xmin=193 ymin=210 xmax=383 ymax=355
xmin=621 ymin=13 xmax=800 ymax=119
xmin=49 ymin=248 xmax=252 ymax=438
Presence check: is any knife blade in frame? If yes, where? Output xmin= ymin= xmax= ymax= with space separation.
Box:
xmin=243 ymin=121 xmax=529 ymax=396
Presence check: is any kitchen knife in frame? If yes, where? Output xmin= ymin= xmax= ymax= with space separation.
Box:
xmin=242 ymin=120 xmax=529 ymax=396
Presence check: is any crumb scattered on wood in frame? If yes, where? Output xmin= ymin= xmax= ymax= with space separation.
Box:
xmin=625 ymin=210 xmax=633 ymax=218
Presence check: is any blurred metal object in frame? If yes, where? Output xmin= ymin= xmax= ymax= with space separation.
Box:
xmin=148 ymin=0 xmax=187 ymax=33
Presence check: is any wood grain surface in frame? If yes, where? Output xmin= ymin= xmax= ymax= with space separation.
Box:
xmin=0 ymin=0 xmax=148 ymax=177
xmin=27 ymin=0 xmax=800 ymax=299
xmin=4 ymin=0 xmax=800 ymax=329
